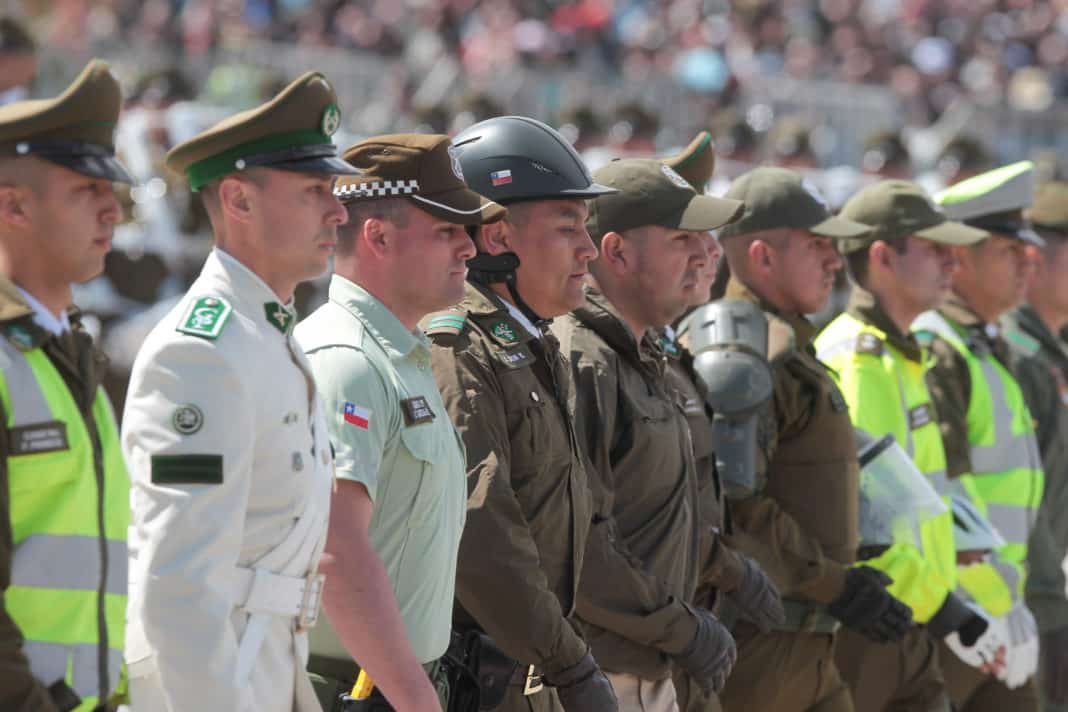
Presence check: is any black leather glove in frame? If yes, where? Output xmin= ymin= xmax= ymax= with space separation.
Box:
xmin=671 ymin=607 xmax=737 ymax=696
xmin=726 ymin=553 xmax=785 ymax=633
xmin=542 ymin=650 xmax=619 ymax=712
xmin=928 ymin=591 xmax=987 ymax=645
xmin=826 ymin=566 xmax=912 ymax=643
xmin=1041 ymin=626 xmax=1068 ymax=705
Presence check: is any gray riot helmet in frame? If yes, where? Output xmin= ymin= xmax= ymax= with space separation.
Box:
xmin=685 ymin=298 xmax=774 ymax=499
xmin=856 ymin=431 xmax=948 ymax=552
xmin=452 ymin=115 xmax=617 ymax=328
xmin=951 ymin=495 xmax=1006 ymax=553
xmin=451 ymin=115 xmax=617 ymax=204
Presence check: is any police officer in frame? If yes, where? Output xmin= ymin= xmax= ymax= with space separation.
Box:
xmin=660 ymin=135 xmax=785 ymax=712
xmin=915 ymin=161 xmax=1047 ymax=711
xmin=715 ymin=167 xmax=912 ymax=712
xmin=424 ymin=116 xmax=617 ymax=712
xmin=815 ymin=180 xmax=991 ymax=711
xmin=295 ymin=134 xmax=502 ymax=711
xmin=123 ymin=72 xmax=359 ymax=711
xmin=550 ymin=159 xmax=748 ymax=710
xmin=1000 ymin=180 xmax=1068 ymax=712
xmin=0 ymin=59 xmax=131 ymax=712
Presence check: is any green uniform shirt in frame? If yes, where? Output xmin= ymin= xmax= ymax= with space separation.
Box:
xmin=1002 ymin=305 xmax=1068 ymax=631
xmin=296 ymin=275 xmax=467 ymax=663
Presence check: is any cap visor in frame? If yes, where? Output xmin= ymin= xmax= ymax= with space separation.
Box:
xmin=674 ymin=195 xmax=745 ymax=231
xmin=45 ymin=154 xmax=134 ymax=184
xmin=1016 ymin=227 xmax=1046 ymax=248
xmin=559 ymin=182 xmax=620 ymax=198
xmin=273 ymin=155 xmax=362 ymax=177
xmin=810 ymin=214 xmax=871 ymax=239
xmin=914 ymin=219 xmax=988 ymax=246
xmin=409 ymin=186 xmax=503 ymax=226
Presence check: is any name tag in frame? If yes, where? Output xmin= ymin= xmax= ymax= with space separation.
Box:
xmin=9 ymin=420 xmax=69 ymax=455
xmin=909 ymin=404 xmax=932 ymax=430
xmin=401 ymin=396 xmax=436 ymax=426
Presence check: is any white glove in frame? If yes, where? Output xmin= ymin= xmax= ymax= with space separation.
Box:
xmin=944 ymin=603 xmax=1008 ymax=677
xmin=1002 ymin=603 xmax=1039 ymax=689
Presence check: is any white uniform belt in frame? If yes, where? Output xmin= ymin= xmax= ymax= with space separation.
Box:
xmin=233 ymin=567 xmax=325 ymax=633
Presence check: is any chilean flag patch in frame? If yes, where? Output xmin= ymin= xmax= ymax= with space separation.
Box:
xmin=343 ymin=402 xmax=371 ymax=429
xmin=490 ymin=169 xmax=513 ymax=186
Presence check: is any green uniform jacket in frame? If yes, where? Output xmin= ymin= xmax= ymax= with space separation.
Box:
xmin=1002 ymin=305 xmax=1068 ymax=632
xmin=0 ymin=279 xmax=122 ymax=712
xmin=721 ymin=279 xmax=857 ymax=606
xmin=425 ymin=282 xmax=591 ymax=676
xmin=551 ymin=289 xmax=702 ymax=680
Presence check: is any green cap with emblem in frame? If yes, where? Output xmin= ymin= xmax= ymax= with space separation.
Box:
xmin=934 ymin=161 xmax=1044 ymax=247
xmin=1026 ymin=181 xmax=1068 ymax=235
xmin=837 ymin=180 xmax=988 ymax=254
xmin=719 ymin=166 xmax=871 ymax=240
xmin=165 ymin=71 xmax=360 ymax=191
xmin=335 ymin=133 xmax=506 ymax=226
xmin=660 ymin=131 xmax=715 ymax=193
xmin=0 ymin=59 xmax=132 ymax=183
xmin=586 ymin=158 xmax=743 ymax=238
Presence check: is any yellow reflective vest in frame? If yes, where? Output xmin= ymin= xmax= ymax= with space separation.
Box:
xmin=817 ymin=311 xmax=957 ymax=623
xmin=914 ymin=310 xmax=1044 ymax=616
xmin=2 ymin=329 xmax=129 ymax=710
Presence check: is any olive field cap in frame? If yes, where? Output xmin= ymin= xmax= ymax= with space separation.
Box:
xmin=1026 ymin=181 xmax=1068 ymax=234
xmin=165 ymin=71 xmax=360 ymax=191
xmin=661 ymin=131 xmax=715 ymax=192
xmin=336 ymin=133 xmax=506 ymax=226
xmin=587 ymin=159 xmax=743 ymax=238
xmin=450 ymin=115 xmax=617 ymax=204
xmin=720 ymin=166 xmax=870 ymax=240
xmin=837 ymin=180 xmax=988 ymax=254
xmin=934 ymin=161 xmax=1044 ymax=246
xmin=0 ymin=59 xmax=132 ymax=183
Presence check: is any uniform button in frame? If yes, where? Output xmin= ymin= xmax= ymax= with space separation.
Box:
xmin=531 ymin=391 xmax=540 ymax=402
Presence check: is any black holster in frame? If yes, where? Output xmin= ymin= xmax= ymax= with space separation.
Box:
xmin=446 ymin=630 xmax=521 ymax=712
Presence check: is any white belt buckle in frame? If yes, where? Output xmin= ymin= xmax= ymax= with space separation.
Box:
xmin=297 ymin=573 xmax=326 ymax=632
xmin=522 ymin=664 xmax=544 ymax=695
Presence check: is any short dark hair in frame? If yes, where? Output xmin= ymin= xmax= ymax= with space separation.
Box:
xmin=0 ymin=16 xmax=35 ymax=55
xmin=337 ymin=198 xmax=411 ymax=256
xmin=845 ymin=235 xmax=908 ymax=288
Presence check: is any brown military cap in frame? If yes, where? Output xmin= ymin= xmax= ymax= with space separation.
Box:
xmin=166 ymin=71 xmax=359 ymax=191
xmin=1026 ymin=181 xmax=1068 ymax=234
xmin=720 ymin=166 xmax=870 ymax=240
xmin=661 ymin=131 xmax=715 ymax=192
xmin=837 ymin=180 xmax=987 ymax=254
xmin=587 ymin=158 xmax=742 ymax=238
xmin=335 ymin=133 xmax=505 ymax=226
xmin=0 ymin=59 xmax=131 ymax=183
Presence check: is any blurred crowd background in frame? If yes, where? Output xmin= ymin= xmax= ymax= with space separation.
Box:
xmin=3 ymin=0 xmax=1068 ymax=415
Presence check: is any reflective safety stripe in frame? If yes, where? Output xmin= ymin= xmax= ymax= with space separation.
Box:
xmin=985 ymin=503 xmax=1033 ymax=546
xmin=22 ymin=640 xmax=121 ymax=701
xmin=0 ymin=338 xmax=51 ymax=426
xmin=927 ymin=469 xmax=971 ymax=500
xmin=815 ymin=337 xmax=856 ymax=363
xmin=969 ymin=357 xmax=1044 ymax=476
xmin=12 ymin=534 xmax=127 ymax=595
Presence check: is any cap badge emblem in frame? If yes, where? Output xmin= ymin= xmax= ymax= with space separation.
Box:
xmin=660 ymin=164 xmax=691 ymax=190
xmin=321 ymin=104 xmax=341 ymax=137
xmin=448 ymin=145 xmax=465 ymax=181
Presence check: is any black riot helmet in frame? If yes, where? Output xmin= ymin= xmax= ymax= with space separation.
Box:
xmin=453 ymin=116 xmax=616 ymax=328
xmin=452 ymin=115 xmax=616 ymax=204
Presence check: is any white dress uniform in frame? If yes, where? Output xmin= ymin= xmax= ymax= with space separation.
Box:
xmin=122 ymin=247 xmax=334 ymax=712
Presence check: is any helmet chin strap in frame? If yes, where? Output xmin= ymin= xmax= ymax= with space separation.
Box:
xmin=466 ymin=252 xmax=552 ymax=331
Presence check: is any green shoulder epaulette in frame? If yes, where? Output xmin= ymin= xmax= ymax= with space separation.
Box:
xmin=855 ymin=332 xmax=884 ymax=356
xmin=422 ymin=309 xmax=467 ymax=339
xmin=913 ymin=329 xmax=936 ymax=347
xmin=1005 ymin=329 xmax=1041 ymax=356
xmin=176 ymin=295 xmax=232 ymax=340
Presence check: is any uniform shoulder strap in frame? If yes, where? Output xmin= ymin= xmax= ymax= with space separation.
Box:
xmin=1004 ymin=328 xmax=1040 ymax=357
xmin=175 ymin=295 xmax=233 ymax=340
xmin=421 ymin=308 xmax=467 ymax=343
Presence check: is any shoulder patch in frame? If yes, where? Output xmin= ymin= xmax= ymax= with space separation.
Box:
xmin=422 ymin=309 xmax=467 ymax=338
xmin=855 ymin=332 xmax=884 ymax=356
xmin=491 ymin=344 xmax=536 ymax=370
xmin=176 ymin=296 xmax=232 ymax=340
xmin=1005 ymin=329 xmax=1041 ymax=356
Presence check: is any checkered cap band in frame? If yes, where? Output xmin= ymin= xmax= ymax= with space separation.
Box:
xmin=335 ymin=179 xmax=419 ymax=199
